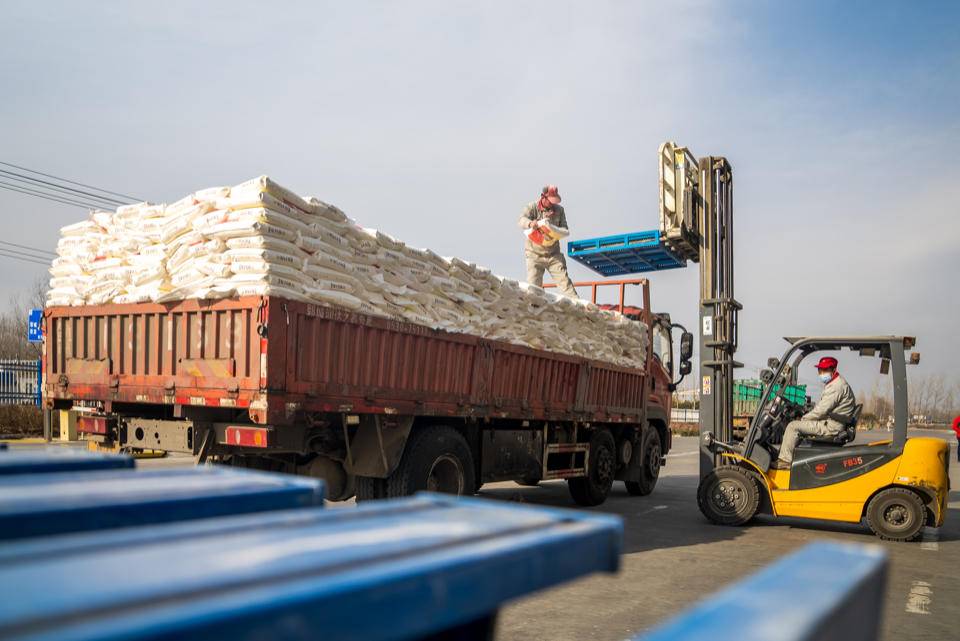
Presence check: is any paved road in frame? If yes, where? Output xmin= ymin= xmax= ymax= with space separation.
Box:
xmin=138 ymin=429 xmax=958 ymax=640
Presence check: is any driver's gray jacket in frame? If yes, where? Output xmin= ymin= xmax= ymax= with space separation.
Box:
xmin=801 ymin=375 xmax=857 ymax=430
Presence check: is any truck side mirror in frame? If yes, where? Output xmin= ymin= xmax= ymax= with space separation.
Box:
xmin=909 ymin=352 xmax=920 ymax=365
xmin=760 ymin=369 xmax=774 ymax=384
xmin=766 ymin=357 xmax=780 ymax=369
xmin=679 ymin=360 xmax=692 ymax=376
xmin=679 ymin=332 xmax=694 ymax=362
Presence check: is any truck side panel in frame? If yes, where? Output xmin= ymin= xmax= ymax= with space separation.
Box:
xmin=46 ymin=297 xmax=652 ymax=426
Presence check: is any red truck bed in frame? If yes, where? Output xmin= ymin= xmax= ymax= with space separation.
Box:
xmin=44 ymin=296 xmax=652 ymax=427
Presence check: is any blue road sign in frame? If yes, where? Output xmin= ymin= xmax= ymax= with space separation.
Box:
xmin=27 ymin=309 xmax=42 ymax=343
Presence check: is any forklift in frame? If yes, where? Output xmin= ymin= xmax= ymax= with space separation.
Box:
xmin=699 ymin=336 xmax=949 ymax=541
xmin=567 ymin=141 xmax=949 ymax=541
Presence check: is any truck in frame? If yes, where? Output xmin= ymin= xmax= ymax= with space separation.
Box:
xmin=42 ymin=278 xmax=692 ymax=506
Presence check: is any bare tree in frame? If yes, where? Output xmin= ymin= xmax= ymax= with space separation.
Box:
xmin=0 ymin=276 xmax=48 ymax=361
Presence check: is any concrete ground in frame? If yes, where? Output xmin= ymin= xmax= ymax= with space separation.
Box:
xmin=135 ymin=429 xmax=959 ymax=640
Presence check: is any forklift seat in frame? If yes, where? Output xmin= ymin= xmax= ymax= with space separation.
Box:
xmin=803 ymin=404 xmax=862 ymax=447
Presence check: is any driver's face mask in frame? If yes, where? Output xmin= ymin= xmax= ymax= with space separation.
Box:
xmin=818 ymin=372 xmax=832 ymax=384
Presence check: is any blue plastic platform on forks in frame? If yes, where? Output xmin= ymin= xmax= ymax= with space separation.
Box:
xmin=567 ymin=229 xmax=687 ymax=276
xmin=0 ymin=465 xmax=325 ymax=540
xmin=0 ymin=445 xmax=134 ymax=476
xmin=0 ymin=493 xmax=621 ymax=641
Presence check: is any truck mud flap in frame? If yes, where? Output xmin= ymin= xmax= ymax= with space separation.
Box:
xmin=344 ymin=415 xmax=414 ymax=478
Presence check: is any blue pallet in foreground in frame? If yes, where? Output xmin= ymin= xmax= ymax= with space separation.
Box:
xmin=0 ymin=465 xmax=325 ymax=540
xmin=568 ymin=229 xmax=687 ymax=276
xmin=0 ymin=445 xmax=133 ymax=476
xmin=633 ymin=541 xmax=888 ymax=641
xmin=0 ymin=493 xmax=621 ymax=641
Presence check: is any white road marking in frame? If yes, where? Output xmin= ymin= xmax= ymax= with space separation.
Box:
xmin=637 ymin=505 xmax=669 ymax=516
xmin=665 ymin=451 xmax=698 ymax=458
xmin=905 ymin=580 xmax=932 ymax=615
xmin=920 ymin=528 xmax=939 ymax=551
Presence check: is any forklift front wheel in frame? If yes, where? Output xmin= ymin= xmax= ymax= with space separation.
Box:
xmin=697 ymin=466 xmax=761 ymax=526
xmin=865 ymin=487 xmax=926 ymax=542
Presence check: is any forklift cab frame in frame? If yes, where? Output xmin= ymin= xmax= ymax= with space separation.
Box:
xmin=741 ymin=336 xmax=915 ymax=472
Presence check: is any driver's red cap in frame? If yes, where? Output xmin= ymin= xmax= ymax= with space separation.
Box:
xmin=814 ymin=356 xmax=838 ymax=370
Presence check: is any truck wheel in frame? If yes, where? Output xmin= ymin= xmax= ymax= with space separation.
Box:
xmin=355 ymin=476 xmax=388 ymax=502
xmin=567 ymin=429 xmax=616 ymax=507
xmin=625 ymin=428 xmax=662 ymax=496
xmin=516 ymin=474 xmax=541 ymax=487
xmin=386 ymin=426 xmax=475 ymax=498
xmin=299 ymin=455 xmax=355 ymax=502
xmin=697 ymin=465 xmax=760 ymax=526
xmin=866 ymin=487 xmax=926 ymax=542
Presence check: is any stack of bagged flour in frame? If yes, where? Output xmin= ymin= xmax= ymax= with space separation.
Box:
xmin=47 ymin=177 xmax=648 ymax=367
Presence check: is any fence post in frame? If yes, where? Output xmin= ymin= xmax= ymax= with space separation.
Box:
xmin=35 ymin=359 xmax=41 ymax=407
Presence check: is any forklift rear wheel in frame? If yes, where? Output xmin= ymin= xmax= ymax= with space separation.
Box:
xmin=386 ymin=426 xmax=476 ymax=498
xmin=625 ymin=429 xmax=662 ymax=496
xmin=568 ymin=429 xmax=616 ymax=506
xmin=697 ymin=466 xmax=760 ymax=526
xmin=865 ymin=487 xmax=926 ymax=542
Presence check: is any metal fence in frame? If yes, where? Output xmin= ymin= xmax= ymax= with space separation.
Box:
xmin=670 ymin=407 xmax=700 ymax=423
xmin=0 ymin=360 xmax=41 ymax=406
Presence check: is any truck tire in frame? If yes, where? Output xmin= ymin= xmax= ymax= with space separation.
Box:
xmin=355 ymin=476 xmax=387 ymax=502
xmin=697 ymin=465 xmax=760 ymax=526
xmin=866 ymin=487 xmax=926 ymax=542
xmin=516 ymin=474 xmax=541 ymax=487
xmin=567 ymin=429 xmax=616 ymax=507
xmin=299 ymin=455 xmax=356 ymax=502
xmin=386 ymin=426 xmax=475 ymax=498
xmin=625 ymin=428 xmax=662 ymax=496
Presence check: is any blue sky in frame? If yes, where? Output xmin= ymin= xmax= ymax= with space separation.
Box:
xmin=1 ymin=1 xmax=957 ymax=394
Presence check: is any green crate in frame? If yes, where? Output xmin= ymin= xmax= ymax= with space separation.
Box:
xmin=733 ymin=380 xmax=807 ymax=417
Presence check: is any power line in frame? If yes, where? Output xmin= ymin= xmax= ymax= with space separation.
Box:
xmin=0 ymin=168 xmax=127 ymax=207
xmin=0 ymin=176 xmax=120 ymax=210
xmin=0 ymin=240 xmax=55 ymax=257
xmin=0 ymin=250 xmax=49 ymax=266
xmin=0 ymin=160 xmax=142 ymax=202
xmin=0 ymin=246 xmax=53 ymax=262
xmin=0 ymin=182 xmax=108 ymax=211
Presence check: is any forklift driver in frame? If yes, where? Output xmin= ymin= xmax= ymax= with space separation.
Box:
xmin=771 ymin=357 xmax=857 ymax=470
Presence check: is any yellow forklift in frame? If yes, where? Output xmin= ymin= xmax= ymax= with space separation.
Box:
xmin=697 ymin=336 xmax=949 ymax=541
xmin=567 ymin=141 xmax=948 ymax=540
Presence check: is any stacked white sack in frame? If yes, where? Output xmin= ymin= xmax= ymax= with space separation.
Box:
xmin=47 ymin=177 xmax=648 ymax=367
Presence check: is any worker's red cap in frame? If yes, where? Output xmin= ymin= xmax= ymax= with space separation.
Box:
xmin=542 ymin=185 xmax=561 ymax=205
xmin=814 ymin=356 xmax=838 ymax=370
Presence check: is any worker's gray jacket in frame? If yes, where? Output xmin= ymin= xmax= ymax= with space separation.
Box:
xmin=518 ymin=202 xmax=568 ymax=257
xmin=802 ymin=375 xmax=857 ymax=429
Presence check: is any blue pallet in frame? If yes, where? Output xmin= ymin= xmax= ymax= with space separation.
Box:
xmin=567 ymin=229 xmax=687 ymax=276
xmin=0 ymin=466 xmax=325 ymax=540
xmin=633 ymin=542 xmax=888 ymax=641
xmin=0 ymin=493 xmax=621 ymax=641
xmin=0 ymin=445 xmax=133 ymax=476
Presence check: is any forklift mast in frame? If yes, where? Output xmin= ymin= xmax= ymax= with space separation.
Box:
xmin=658 ymin=143 xmax=742 ymax=478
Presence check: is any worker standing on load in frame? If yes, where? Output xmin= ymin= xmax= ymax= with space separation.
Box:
xmin=518 ymin=185 xmax=578 ymax=298
xmin=772 ymin=357 xmax=857 ymax=469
